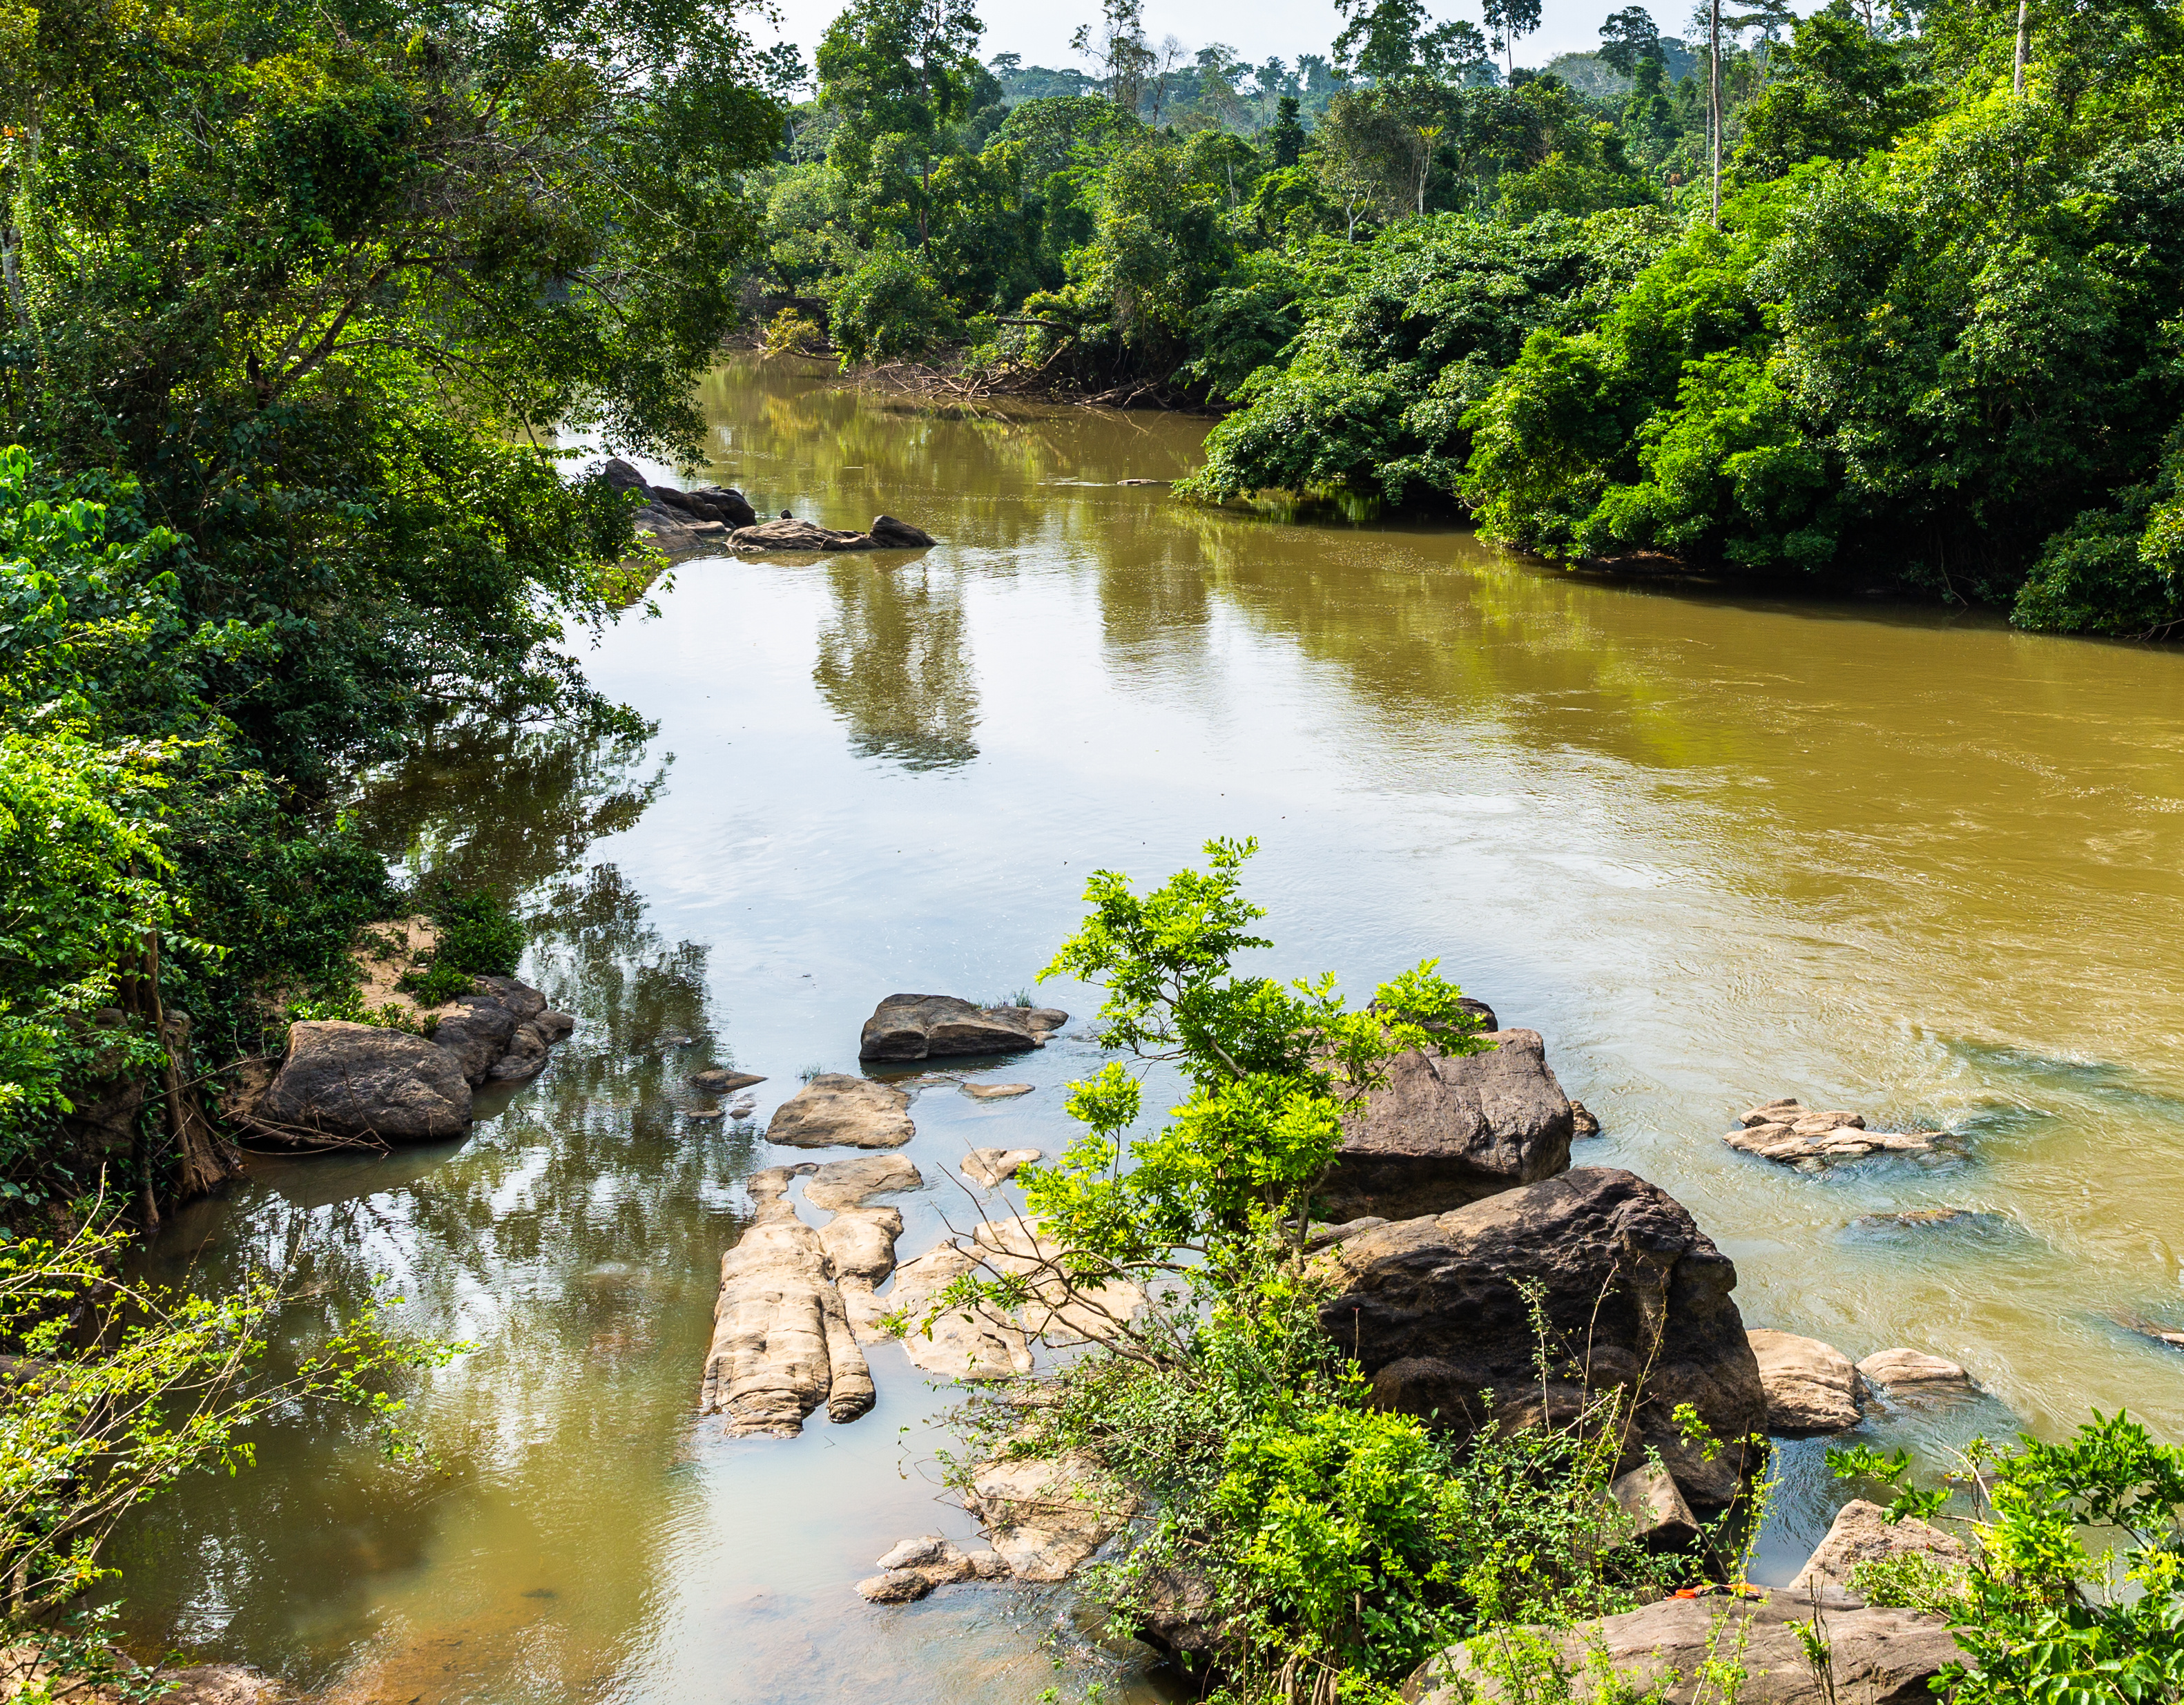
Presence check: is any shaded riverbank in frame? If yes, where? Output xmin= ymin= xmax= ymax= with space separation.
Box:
xmin=105 ymin=354 xmax=2184 ymax=1702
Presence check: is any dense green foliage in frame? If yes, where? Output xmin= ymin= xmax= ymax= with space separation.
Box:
xmin=757 ymin=0 xmax=2184 ymax=634
xmin=1833 ymin=1412 xmax=2184 ymax=1705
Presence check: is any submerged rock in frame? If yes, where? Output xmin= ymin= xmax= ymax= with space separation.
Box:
xmin=1725 ymin=1099 xmax=1949 ymax=1168
xmin=1317 ymin=1168 xmax=1767 ymax=1512
xmin=1409 ymin=1588 xmax=1960 ymax=1705
xmin=1748 ymin=1328 xmax=1866 ymax=1436
xmin=858 ymin=994 xmax=1049 ymax=1062
xmin=261 ymin=1022 xmax=472 ymax=1143
xmin=1318 ymin=1028 xmax=1575 ymax=1222
xmin=962 ymin=1146 xmax=1042 ymax=1187
xmin=766 ymin=1075 xmax=915 ymax=1148
xmin=963 ymin=1082 xmax=1034 ymax=1100
xmin=693 ymin=1068 xmax=767 ymax=1094
xmin=699 ymin=1188 xmax=873 ymax=1436
xmin=965 ymin=1451 xmax=1139 ymax=1581
xmin=1791 ymin=1498 xmax=1971 ymax=1591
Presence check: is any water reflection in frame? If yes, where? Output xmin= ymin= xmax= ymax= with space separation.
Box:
xmin=812 ymin=561 xmax=980 ymax=771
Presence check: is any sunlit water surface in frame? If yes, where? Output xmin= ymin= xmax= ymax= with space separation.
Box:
xmin=109 ymin=356 xmax=2184 ymax=1702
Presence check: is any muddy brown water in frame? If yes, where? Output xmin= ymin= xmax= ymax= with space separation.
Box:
xmin=110 ymin=355 xmax=2184 ymax=1701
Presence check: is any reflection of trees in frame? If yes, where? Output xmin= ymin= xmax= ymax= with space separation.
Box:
xmin=812 ymin=560 xmax=980 ymax=771
xmin=350 ymin=721 xmax=667 ymax=898
xmin=106 ymin=863 xmax=749 ymax=1697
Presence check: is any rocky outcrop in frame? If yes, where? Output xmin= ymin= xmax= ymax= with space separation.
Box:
xmin=766 ymin=1075 xmax=915 ymax=1148
xmin=1725 ymin=1099 xmax=1951 ymax=1168
xmin=1748 ymin=1329 xmax=1866 ymax=1436
xmin=727 ymin=514 xmax=936 ymax=552
xmin=1318 ymin=1029 xmax=1574 ymax=1222
xmin=699 ymin=1169 xmax=873 ymax=1436
xmin=873 ymin=1241 xmax=1032 ymax=1376
xmin=858 ymin=995 xmax=1062 ymax=1062
xmin=260 ymin=1022 xmax=473 ymax=1143
xmin=1317 ymin=1168 xmax=1767 ymax=1511
xmin=855 ymin=1535 xmax=1012 ymax=1602
xmin=969 ymin=1218 xmax=1146 ymax=1345
xmin=605 ymin=457 xmax=756 ymax=556
xmin=802 ymin=1153 xmax=922 ymax=1211
xmin=1857 ymin=1348 xmax=1982 ymax=1403
xmin=965 ymin=1451 xmax=1139 ymax=1581
xmin=0 ymin=1649 xmax=287 ymax=1704
xmin=1409 ymin=1588 xmax=1960 ymax=1705
xmin=963 ymin=1147 xmax=1042 ymax=1187
xmin=1790 ymin=1499 xmax=1971 ymax=1592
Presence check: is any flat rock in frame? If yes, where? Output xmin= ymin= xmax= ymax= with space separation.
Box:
xmin=803 ymin=1153 xmax=922 ymax=1211
xmin=820 ymin=1206 xmax=905 ymax=1284
xmin=874 ymin=1242 xmax=1032 ymax=1376
xmin=970 ymin=1219 xmax=1146 ymax=1346
xmin=1749 ymin=1328 xmax=1866 ymax=1436
xmin=1303 ymin=1217 xmax=1388 ymax=1251
xmin=858 ymin=994 xmax=1043 ymax=1063
xmin=1409 ymin=1588 xmax=1960 ymax=1705
xmin=2123 ymin=1315 xmax=2184 ymax=1352
xmin=1319 ymin=1168 xmax=1766 ymax=1512
xmin=984 ymin=1005 xmax=1068 ymax=1034
xmin=963 ymin=1147 xmax=1042 ymax=1187
xmin=1320 ymin=1029 xmax=1574 ymax=1222
xmin=699 ymin=1197 xmax=873 ymax=1436
xmin=963 ymin=1082 xmax=1034 ymax=1100
xmin=965 ymin=1452 xmax=1138 ymax=1581
xmin=1725 ymin=1103 xmax=1949 ymax=1167
xmin=857 ymin=1534 xmax=1013 ymax=1602
xmin=1791 ymin=1498 xmax=1971 ymax=1591
xmin=1856 ymin=1348 xmax=1981 ymax=1402
xmin=693 ymin=1068 xmax=766 ymax=1094
xmin=766 ymin=1075 xmax=915 ymax=1148
xmin=262 ymin=1021 xmax=472 ymax=1143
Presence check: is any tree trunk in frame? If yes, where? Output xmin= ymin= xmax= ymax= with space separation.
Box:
xmin=1710 ymin=0 xmax=1723 ymax=226
xmin=2012 ymin=0 xmax=2029 ymax=93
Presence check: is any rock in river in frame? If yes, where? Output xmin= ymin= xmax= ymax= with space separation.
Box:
xmin=874 ymin=1241 xmax=1032 ymax=1377
xmin=1409 ymin=1588 xmax=1960 ymax=1705
xmin=1725 ymin=1099 xmax=1949 ymax=1168
xmin=1791 ymin=1497 xmax=1970 ymax=1592
xmin=728 ymin=514 xmax=936 ymax=552
xmin=699 ymin=1180 xmax=873 ymax=1436
xmin=692 ymin=1067 xmax=766 ymax=1094
xmin=963 ymin=1146 xmax=1042 ymax=1187
xmin=766 ymin=1075 xmax=915 ymax=1148
xmin=1317 ymin=1168 xmax=1767 ymax=1511
xmin=1748 ymin=1328 xmax=1867 ymax=1436
xmin=803 ymin=1153 xmax=922 ymax=1211
xmin=1317 ymin=1029 xmax=1575 ymax=1222
xmin=965 ymin=1451 xmax=1139 ymax=1581
xmin=858 ymin=994 xmax=1055 ymax=1062
xmin=855 ymin=1535 xmax=1012 ymax=1602
xmin=261 ymin=1021 xmax=472 ymax=1143
xmin=1857 ymin=1347 xmax=1982 ymax=1404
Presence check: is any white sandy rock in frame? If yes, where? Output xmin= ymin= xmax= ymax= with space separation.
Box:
xmin=1857 ymin=1347 xmax=1982 ymax=1402
xmin=1749 ymin=1328 xmax=1866 ymax=1436
xmin=873 ymin=1242 xmax=1033 ymax=1377
xmin=969 ymin=1218 xmax=1146 ymax=1345
xmin=699 ymin=1194 xmax=873 ymax=1435
xmin=966 ymin=1452 xmax=1139 ymax=1581
xmin=766 ymin=1074 xmax=915 ymax=1148
xmin=963 ymin=1082 xmax=1034 ymax=1100
xmin=803 ymin=1152 xmax=922 ymax=1211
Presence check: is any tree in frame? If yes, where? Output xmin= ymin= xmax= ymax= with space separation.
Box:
xmin=1733 ymin=0 xmax=1934 ymax=178
xmin=1598 ymin=4 xmax=1663 ymax=74
xmin=1267 ymin=95 xmax=1308 ymax=167
xmin=1482 ymin=0 xmax=1544 ymax=81
xmin=817 ymin=0 xmax=988 ymax=249
xmin=1072 ymin=0 xmax=1158 ymax=115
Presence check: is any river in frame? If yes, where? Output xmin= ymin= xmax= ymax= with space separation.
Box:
xmin=109 ymin=354 xmax=2184 ymax=1703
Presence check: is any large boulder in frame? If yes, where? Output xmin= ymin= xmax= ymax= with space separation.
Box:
xmin=261 ymin=1021 xmax=472 ymax=1143
xmin=1748 ymin=1329 xmax=1867 ymax=1436
xmin=1857 ymin=1348 xmax=1982 ymax=1405
xmin=1319 ymin=1029 xmax=1574 ymax=1222
xmin=699 ymin=1178 xmax=873 ymax=1436
xmin=858 ymin=994 xmax=1050 ymax=1063
xmin=1317 ymin=1168 xmax=1766 ymax=1510
xmin=1791 ymin=1498 xmax=1971 ymax=1592
xmin=765 ymin=1075 xmax=915 ymax=1148
xmin=802 ymin=1153 xmax=922 ymax=1211
xmin=1408 ymin=1588 xmax=1960 ymax=1705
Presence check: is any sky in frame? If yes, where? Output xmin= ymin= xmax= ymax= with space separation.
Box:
xmin=746 ymin=0 xmax=1709 ymax=84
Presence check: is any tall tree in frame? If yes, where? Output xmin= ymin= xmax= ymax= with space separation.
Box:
xmin=1072 ymin=0 xmax=1158 ymax=115
xmin=1482 ymin=0 xmax=1545 ymax=80
xmin=1598 ymin=4 xmax=1664 ymax=73
xmin=818 ymin=0 xmax=987 ymax=249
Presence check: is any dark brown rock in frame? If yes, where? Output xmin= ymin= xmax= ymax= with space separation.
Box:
xmin=486 ymin=1022 xmax=551 ymax=1083
xmin=693 ymin=1068 xmax=766 ymax=1094
xmin=858 ymin=994 xmax=1042 ymax=1062
xmin=868 ymin=514 xmax=936 ymax=546
xmin=728 ymin=515 xmax=938 ymax=553
xmin=1319 ymin=1029 xmax=1575 ymax=1222
xmin=429 ymin=994 xmax=522 ymax=1083
xmin=1407 ymin=1588 xmax=1960 ymax=1705
xmin=1318 ymin=1168 xmax=1766 ymax=1510
xmin=262 ymin=1021 xmax=472 ymax=1142
xmin=537 ymin=1010 xmax=576 ymax=1042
